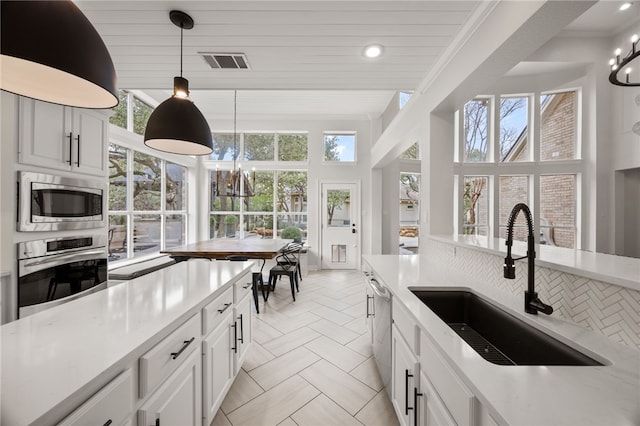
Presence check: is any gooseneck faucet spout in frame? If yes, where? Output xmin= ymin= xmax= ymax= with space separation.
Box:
xmin=504 ymin=203 xmax=554 ymax=315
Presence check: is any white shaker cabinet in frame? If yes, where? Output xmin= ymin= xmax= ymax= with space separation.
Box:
xmin=418 ymin=372 xmax=456 ymax=426
xmin=202 ymin=287 xmax=235 ymax=426
xmin=18 ymin=98 xmax=108 ymax=177
xmin=234 ymin=288 xmax=253 ymax=372
xmin=138 ymin=349 xmax=202 ymax=426
xmin=391 ymin=324 xmax=419 ymax=426
xmin=57 ymin=369 xmax=133 ymax=426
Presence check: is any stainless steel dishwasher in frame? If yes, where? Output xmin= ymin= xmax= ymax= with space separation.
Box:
xmin=365 ymin=270 xmax=392 ymax=396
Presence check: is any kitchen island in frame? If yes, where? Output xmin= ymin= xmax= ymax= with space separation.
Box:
xmin=1 ymin=258 xmax=253 ymax=425
xmin=365 ymin=254 xmax=640 ymax=426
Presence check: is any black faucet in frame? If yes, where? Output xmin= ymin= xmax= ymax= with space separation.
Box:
xmin=503 ymin=203 xmax=553 ymax=315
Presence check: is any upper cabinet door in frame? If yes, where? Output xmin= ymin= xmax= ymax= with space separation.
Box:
xmin=73 ymin=108 xmax=108 ymax=176
xmin=18 ymin=98 xmax=108 ymax=177
xmin=19 ymin=98 xmax=72 ymax=171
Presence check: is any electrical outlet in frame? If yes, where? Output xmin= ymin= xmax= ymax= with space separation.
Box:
xmin=447 ymin=246 xmax=456 ymax=257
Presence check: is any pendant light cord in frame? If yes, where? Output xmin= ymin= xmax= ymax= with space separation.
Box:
xmin=233 ymin=90 xmax=237 ymax=180
xmin=180 ymin=24 xmax=184 ymax=77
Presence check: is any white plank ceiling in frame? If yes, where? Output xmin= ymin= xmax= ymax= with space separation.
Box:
xmin=75 ymin=0 xmax=483 ymax=120
xmin=75 ymin=1 xmax=637 ymax=121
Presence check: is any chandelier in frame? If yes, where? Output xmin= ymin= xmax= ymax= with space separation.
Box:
xmin=608 ymin=33 xmax=639 ymax=87
xmin=215 ymin=90 xmax=255 ymax=197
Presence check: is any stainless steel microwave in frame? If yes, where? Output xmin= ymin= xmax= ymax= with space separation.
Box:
xmin=17 ymin=171 xmax=106 ymax=231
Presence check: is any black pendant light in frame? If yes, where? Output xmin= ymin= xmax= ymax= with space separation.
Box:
xmin=0 ymin=1 xmax=118 ymax=108
xmin=144 ymin=10 xmax=213 ymax=156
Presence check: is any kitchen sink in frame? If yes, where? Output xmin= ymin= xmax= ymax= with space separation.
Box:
xmin=410 ymin=289 xmax=604 ymax=366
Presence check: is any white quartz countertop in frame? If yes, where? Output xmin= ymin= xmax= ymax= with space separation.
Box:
xmin=364 ymin=254 xmax=640 ymax=426
xmin=1 ymin=259 xmax=252 ymax=425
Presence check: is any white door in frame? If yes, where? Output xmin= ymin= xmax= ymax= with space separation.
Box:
xmin=321 ymin=182 xmax=360 ymax=269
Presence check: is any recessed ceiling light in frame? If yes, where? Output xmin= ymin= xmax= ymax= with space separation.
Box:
xmin=620 ymin=2 xmax=632 ymax=11
xmin=364 ymin=44 xmax=383 ymax=58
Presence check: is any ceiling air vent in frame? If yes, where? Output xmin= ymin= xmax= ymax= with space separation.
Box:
xmin=200 ymin=53 xmax=250 ymax=70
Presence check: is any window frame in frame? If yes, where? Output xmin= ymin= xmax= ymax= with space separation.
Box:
xmin=455 ymin=88 xmax=583 ymax=248
xmin=322 ymin=131 xmax=358 ymax=164
xmin=107 ymin=139 xmax=192 ymax=263
xmin=204 ymin=131 xmax=309 ymax=241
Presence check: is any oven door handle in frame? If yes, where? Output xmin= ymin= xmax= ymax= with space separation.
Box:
xmin=21 ymin=250 xmax=107 ymax=274
xmin=368 ymin=277 xmax=391 ymax=300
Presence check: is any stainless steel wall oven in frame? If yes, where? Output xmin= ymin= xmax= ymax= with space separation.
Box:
xmin=17 ymin=234 xmax=108 ymax=317
xmin=17 ymin=171 xmax=106 ymax=231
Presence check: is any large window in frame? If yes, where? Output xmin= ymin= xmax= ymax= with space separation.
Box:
xmin=458 ymin=90 xmax=580 ymax=248
xmin=108 ymin=144 xmax=187 ymax=262
xmin=208 ymin=132 xmax=308 ymax=241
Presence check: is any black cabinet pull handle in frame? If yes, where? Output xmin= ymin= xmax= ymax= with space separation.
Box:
xmin=405 ymin=369 xmax=413 ymax=415
xmin=154 ymin=418 xmax=160 ymax=426
xmin=217 ymin=302 xmax=232 ymax=314
xmin=67 ymin=132 xmax=73 ymax=164
xmin=238 ymin=314 xmax=244 ymax=344
xmin=413 ymin=387 xmax=423 ymax=426
xmin=231 ymin=322 xmax=237 ymax=353
xmin=103 ymin=420 xmax=112 ymax=426
xmin=170 ymin=337 xmax=195 ymax=360
xmin=242 ymin=282 xmax=251 ymax=289
xmin=75 ymin=133 xmax=80 ymax=166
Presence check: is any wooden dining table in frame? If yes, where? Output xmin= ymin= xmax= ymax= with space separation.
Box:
xmin=161 ymin=238 xmax=292 ymax=260
xmin=161 ymin=238 xmax=293 ymax=313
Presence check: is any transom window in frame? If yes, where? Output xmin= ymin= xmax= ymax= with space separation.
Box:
xmin=323 ymin=132 xmax=356 ymax=162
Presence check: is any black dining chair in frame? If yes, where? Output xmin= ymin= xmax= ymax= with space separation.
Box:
xmin=225 ymin=255 xmax=270 ymax=313
xmin=268 ymin=244 xmax=302 ymax=301
xmin=276 ymin=242 xmax=303 ymax=282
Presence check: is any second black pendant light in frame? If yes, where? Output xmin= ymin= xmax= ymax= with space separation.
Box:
xmin=144 ymin=10 xmax=213 ymax=156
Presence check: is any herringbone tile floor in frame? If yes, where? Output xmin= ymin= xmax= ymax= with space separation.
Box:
xmin=212 ymin=269 xmax=400 ymax=426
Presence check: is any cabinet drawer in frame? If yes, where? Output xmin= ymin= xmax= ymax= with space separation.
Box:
xmin=202 ymin=287 xmax=234 ymax=336
xmin=234 ymin=271 xmax=253 ymax=303
xmin=139 ymin=313 xmax=200 ymax=398
xmin=420 ymin=331 xmax=475 ymax=426
xmin=393 ymin=298 xmax=418 ymax=352
xmin=58 ymin=369 xmax=132 ymax=426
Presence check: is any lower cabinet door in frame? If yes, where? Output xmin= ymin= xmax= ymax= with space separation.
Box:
xmin=202 ymin=311 xmax=234 ymax=425
xmin=234 ymin=293 xmax=253 ymax=373
xmin=391 ymin=325 xmax=418 ymax=426
xmin=419 ymin=372 xmax=456 ymax=426
xmin=138 ymin=349 xmax=202 ymax=426
xmin=58 ymin=369 xmax=133 ymax=426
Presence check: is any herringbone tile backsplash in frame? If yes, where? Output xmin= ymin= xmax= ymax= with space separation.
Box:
xmin=425 ymin=240 xmax=640 ymax=350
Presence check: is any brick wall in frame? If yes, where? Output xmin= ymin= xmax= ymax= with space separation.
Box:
xmin=499 ymin=91 xmax=577 ymax=247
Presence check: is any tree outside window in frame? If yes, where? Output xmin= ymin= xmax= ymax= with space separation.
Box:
xmin=324 ymin=133 xmax=356 ymax=162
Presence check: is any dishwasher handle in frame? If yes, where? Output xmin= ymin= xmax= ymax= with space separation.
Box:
xmin=368 ymin=277 xmax=391 ymax=300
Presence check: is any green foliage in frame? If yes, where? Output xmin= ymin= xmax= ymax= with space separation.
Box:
xmin=278 ymin=134 xmax=308 ymax=161
xmin=109 ymin=91 xmax=128 ymax=128
xmin=399 ymin=142 xmax=420 ymax=160
xmin=281 ymin=226 xmax=302 ymax=241
xmin=327 ymin=189 xmax=350 ymax=224
xmin=324 ymin=135 xmax=340 ymax=161
xmin=245 ymin=133 xmax=275 ymax=161
xmin=224 ymin=215 xmax=238 ymax=225
xmin=133 ymin=97 xmax=153 ymax=135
